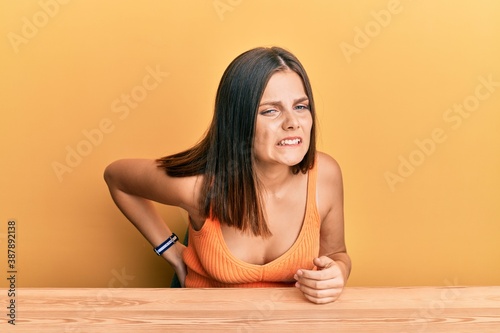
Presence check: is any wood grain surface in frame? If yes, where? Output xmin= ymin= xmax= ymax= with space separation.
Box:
xmin=1 ymin=286 xmax=499 ymax=332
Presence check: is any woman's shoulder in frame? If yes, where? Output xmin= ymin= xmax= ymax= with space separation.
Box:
xmin=316 ymin=151 xmax=343 ymax=183
xmin=315 ymin=152 xmax=343 ymax=218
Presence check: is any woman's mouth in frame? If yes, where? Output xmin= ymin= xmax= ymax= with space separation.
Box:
xmin=277 ymin=138 xmax=302 ymax=146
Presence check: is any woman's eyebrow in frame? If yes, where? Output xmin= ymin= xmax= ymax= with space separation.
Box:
xmin=259 ymin=96 xmax=309 ymax=107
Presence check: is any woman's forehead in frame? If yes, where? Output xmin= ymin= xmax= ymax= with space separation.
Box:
xmin=260 ymin=71 xmax=307 ymax=103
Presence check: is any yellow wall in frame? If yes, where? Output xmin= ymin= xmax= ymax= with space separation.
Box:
xmin=1 ymin=0 xmax=499 ymax=288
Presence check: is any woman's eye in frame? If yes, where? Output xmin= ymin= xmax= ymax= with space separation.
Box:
xmin=260 ymin=109 xmax=278 ymax=115
xmin=295 ymin=104 xmax=310 ymax=110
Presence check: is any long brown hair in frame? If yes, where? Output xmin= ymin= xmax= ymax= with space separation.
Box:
xmin=157 ymin=46 xmax=317 ymax=236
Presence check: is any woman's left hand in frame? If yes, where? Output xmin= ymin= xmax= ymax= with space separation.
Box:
xmin=294 ymin=256 xmax=345 ymax=304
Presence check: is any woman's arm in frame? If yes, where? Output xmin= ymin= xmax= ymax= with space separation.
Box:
xmin=103 ymin=159 xmax=200 ymax=286
xmin=294 ymin=153 xmax=352 ymax=303
xmin=317 ymin=153 xmax=351 ymax=282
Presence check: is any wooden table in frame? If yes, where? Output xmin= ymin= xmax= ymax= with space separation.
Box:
xmin=1 ymin=287 xmax=499 ymax=332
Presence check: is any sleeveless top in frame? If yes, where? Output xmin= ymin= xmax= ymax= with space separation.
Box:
xmin=182 ymin=164 xmax=321 ymax=288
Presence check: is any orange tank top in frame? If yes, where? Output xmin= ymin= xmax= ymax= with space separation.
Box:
xmin=183 ymin=164 xmax=321 ymax=288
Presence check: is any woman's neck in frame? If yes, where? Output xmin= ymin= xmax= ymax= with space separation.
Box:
xmin=254 ymin=162 xmax=297 ymax=197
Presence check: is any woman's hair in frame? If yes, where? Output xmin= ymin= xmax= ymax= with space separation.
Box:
xmin=157 ymin=46 xmax=317 ymax=236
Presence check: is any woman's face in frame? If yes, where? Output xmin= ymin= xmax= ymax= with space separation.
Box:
xmin=253 ymin=70 xmax=313 ymax=169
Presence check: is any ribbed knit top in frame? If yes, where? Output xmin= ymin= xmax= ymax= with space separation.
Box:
xmin=183 ymin=164 xmax=321 ymax=288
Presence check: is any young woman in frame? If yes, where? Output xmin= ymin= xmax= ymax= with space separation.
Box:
xmin=104 ymin=46 xmax=351 ymax=304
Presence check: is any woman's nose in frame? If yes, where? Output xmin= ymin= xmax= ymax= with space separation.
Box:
xmin=282 ymin=111 xmax=300 ymax=130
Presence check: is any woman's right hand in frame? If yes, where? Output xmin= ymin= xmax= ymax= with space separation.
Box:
xmin=168 ymin=242 xmax=187 ymax=287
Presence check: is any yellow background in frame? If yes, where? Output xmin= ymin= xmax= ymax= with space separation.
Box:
xmin=1 ymin=0 xmax=499 ymax=288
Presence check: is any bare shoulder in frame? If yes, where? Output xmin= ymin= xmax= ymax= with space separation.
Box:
xmin=315 ymin=152 xmax=344 ymax=219
xmin=316 ymin=151 xmax=343 ymax=186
